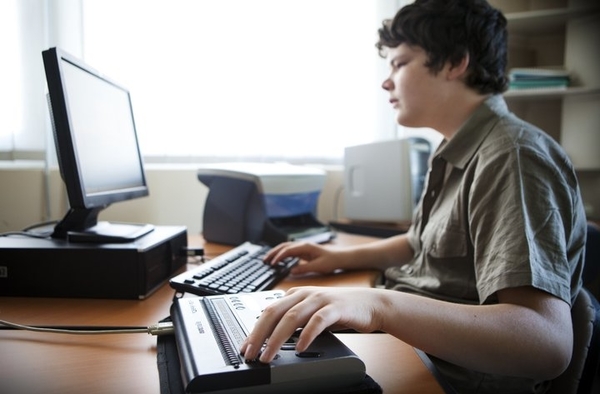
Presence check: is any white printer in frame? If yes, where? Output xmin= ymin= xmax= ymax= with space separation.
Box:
xmin=197 ymin=162 xmax=333 ymax=246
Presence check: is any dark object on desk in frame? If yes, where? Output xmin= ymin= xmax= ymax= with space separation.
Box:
xmin=329 ymin=220 xmax=409 ymax=238
xmin=166 ymin=291 xmax=379 ymax=394
xmin=198 ymin=162 xmax=333 ymax=246
xmin=157 ymin=332 xmax=382 ymax=394
xmin=0 ymin=225 xmax=187 ymax=299
xmin=42 ymin=47 xmax=154 ymax=243
xmin=169 ymin=242 xmax=298 ymax=296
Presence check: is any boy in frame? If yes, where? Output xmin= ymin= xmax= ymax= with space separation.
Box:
xmin=241 ymin=1 xmax=587 ymax=392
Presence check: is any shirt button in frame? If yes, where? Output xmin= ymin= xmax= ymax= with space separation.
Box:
xmin=401 ymin=265 xmax=414 ymax=274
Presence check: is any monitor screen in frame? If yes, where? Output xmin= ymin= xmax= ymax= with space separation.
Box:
xmin=42 ymin=47 xmax=153 ymax=243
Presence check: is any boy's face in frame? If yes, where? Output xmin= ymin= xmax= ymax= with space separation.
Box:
xmin=382 ymin=44 xmax=446 ymax=129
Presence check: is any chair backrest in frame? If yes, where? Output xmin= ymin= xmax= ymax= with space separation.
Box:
xmin=548 ymin=287 xmax=600 ymax=394
xmin=583 ymin=223 xmax=600 ymax=299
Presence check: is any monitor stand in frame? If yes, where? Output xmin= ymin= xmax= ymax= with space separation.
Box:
xmin=66 ymin=221 xmax=155 ymax=243
xmin=51 ymin=207 xmax=154 ymax=243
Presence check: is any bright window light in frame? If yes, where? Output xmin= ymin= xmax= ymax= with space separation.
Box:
xmin=0 ymin=0 xmax=22 ymax=150
xmin=82 ymin=0 xmax=395 ymax=162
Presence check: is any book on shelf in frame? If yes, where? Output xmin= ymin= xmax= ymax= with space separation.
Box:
xmin=508 ymin=67 xmax=570 ymax=91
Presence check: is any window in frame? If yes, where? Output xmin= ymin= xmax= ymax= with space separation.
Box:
xmin=1 ymin=0 xmax=402 ymax=163
xmin=0 ymin=0 xmax=48 ymax=156
xmin=82 ymin=0 xmax=399 ymax=162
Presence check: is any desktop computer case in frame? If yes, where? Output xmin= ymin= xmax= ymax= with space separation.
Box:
xmin=0 ymin=225 xmax=187 ymax=299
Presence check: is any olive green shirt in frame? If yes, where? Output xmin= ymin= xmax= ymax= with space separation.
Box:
xmin=385 ymin=95 xmax=586 ymax=393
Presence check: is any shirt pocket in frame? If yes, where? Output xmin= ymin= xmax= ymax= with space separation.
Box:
xmin=422 ymin=223 xmax=477 ymax=301
xmin=423 ymin=221 xmax=468 ymax=259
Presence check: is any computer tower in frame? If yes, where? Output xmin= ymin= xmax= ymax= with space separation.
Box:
xmin=0 ymin=225 xmax=187 ymax=299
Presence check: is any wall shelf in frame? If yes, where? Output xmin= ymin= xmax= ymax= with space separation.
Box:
xmin=506 ymin=5 xmax=600 ymax=33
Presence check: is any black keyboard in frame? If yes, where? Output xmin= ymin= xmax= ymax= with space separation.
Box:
xmin=169 ymin=242 xmax=299 ymax=296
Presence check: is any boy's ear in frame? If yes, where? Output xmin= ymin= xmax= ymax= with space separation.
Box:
xmin=446 ymin=53 xmax=470 ymax=81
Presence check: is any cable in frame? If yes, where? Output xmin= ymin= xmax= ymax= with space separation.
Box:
xmin=0 ymin=221 xmax=57 ymax=238
xmin=0 ymin=231 xmax=53 ymax=239
xmin=22 ymin=220 xmax=58 ymax=232
xmin=0 ymin=319 xmax=174 ymax=336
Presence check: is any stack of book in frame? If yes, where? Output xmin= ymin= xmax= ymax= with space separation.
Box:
xmin=508 ymin=68 xmax=570 ymax=91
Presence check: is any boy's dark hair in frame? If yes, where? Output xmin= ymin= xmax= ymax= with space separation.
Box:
xmin=376 ymin=0 xmax=509 ymax=94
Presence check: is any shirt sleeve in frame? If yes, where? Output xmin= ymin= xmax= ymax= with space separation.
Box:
xmin=468 ymin=138 xmax=581 ymax=305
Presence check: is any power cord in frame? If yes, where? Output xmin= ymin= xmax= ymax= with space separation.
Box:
xmin=0 ymin=231 xmax=53 ymax=239
xmin=0 ymin=319 xmax=174 ymax=336
xmin=0 ymin=221 xmax=58 ymax=239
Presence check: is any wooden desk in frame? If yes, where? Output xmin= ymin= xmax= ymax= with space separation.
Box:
xmin=0 ymin=233 xmax=444 ymax=394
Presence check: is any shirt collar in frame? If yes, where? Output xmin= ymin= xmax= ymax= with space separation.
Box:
xmin=437 ymin=95 xmax=509 ymax=170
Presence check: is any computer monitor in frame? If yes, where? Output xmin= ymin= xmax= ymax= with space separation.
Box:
xmin=343 ymin=137 xmax=431 ymax=223
xmin=42 ymin=47 xmax=153 ymax=243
